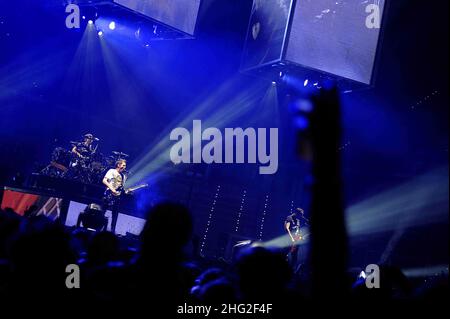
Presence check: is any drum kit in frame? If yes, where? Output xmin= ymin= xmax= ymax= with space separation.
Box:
xmin=41 ymin=142 xmax=129 ymax=185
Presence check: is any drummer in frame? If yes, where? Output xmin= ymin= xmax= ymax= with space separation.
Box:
xmin=72 ymin=133 xmax=98 ymax=159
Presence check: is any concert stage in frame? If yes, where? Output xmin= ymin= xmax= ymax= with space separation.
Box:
xmin=0 ymin=0 xmax=448 ymax=310
xmin=1 ymin=175 xmax=147 ymax=236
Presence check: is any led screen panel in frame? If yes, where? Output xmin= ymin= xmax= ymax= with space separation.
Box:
xmin=114 ymin=0 xmax=201 ymax=35
xmin=1 ymin=189 xmax=63 ymax=220
xmin=286 ymin=0 xmax=385 ymax=84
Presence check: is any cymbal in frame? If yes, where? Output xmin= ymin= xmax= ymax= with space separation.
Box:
xmin=112 ymin=151 xmax=129 ymax=157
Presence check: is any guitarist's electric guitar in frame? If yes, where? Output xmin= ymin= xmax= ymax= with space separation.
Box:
xmin=103 ymin=183 xmax=148 ymax=207
xmin=290 ymin=229 xmax=310 ymax=251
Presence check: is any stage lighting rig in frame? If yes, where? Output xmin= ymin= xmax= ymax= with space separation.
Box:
xmin=76 ymin=203 xmax=108 ymax=232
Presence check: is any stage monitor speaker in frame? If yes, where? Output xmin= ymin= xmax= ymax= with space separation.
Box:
xmin=241 ymin=0 xmax=387 ymax=89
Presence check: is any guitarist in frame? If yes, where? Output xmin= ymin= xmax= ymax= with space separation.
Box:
xmin=102 ymin=159 xmax=128 ymax=234
xmin=284 ymin=208 xmax=306 ymax=271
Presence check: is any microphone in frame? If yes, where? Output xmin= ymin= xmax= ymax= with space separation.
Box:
xmin=94 ymin=137 xmax=100 ymax=141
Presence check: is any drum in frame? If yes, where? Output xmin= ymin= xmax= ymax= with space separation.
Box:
xmin=103 ymin=155 xmax=115 ymax=169
xmin=88 ymin=153 xmax=107 ymax=185
xmin=51 ymin=147 xmax=71 ymax=168
xmin=89 ymin=152 xmax=105 ymax=172
xmin=66 ymin=151 xmax=92 ymax=183
xmin=41 ymin=147 xmax=71 ymax=178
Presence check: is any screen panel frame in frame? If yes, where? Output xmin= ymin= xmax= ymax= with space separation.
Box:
xmin=282 ymin=0 xmax=389 ymax=86
xmin=240 ymin=0 xmax=295 ymax=72
xmin=112 ymin=0 xmax=203 ymax=37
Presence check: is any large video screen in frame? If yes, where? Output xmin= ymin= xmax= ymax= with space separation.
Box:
xmin=1 ymin=189 xmax=63 ymax=220
xmin=286 ymin=0 xmax=385 ymax=84
xmin=114 ymin=0 xmax=201 ymax=35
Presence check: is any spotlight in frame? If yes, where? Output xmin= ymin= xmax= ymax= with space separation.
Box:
xmin=303 ymin=79 xmax=309 ymax=87
xmin=82 ymin=5 xmax=99 ymax=25
xmin=98 ymin=31 xmax=103 ymax=36
xmin=271 ymin=81 xmax=277 ymax=86
xmin=108 ymin=21 xmax=116 ymax=30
